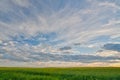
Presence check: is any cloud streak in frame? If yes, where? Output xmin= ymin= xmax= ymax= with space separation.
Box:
xmin=0 ymin=0 xmax=120 ymax=67
xmin=103 ymin=43 xmax=120 ymax=52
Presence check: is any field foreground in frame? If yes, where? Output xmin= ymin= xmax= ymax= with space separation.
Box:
xmin=0 ymin=67 xmax=120 ymax=80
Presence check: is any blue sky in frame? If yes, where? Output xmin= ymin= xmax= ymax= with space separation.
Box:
xmin=0 ymin=0 xmax=120 ymax=67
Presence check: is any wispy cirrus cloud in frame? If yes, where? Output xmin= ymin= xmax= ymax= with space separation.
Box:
xmin=0 ymin=0 xmax=120 ymax=67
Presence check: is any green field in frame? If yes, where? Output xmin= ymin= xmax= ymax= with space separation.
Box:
xmin=0 ymin=67 xmax=120 ymax=80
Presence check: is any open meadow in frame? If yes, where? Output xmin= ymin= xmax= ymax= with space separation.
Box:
xmin=0 ymin=67 xmax=120 ymax=80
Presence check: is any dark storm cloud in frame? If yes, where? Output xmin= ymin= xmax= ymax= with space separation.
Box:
xmin=103 ymin=43 xmax=120 ymax=52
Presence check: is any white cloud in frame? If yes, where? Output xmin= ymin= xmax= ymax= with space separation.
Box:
xmin=96 ymin=50 xmax=120 ymax=57
xmin=11 ymin=0 xmax=30 ymax=7
xmin=0 ymin=60 xmax=120 ymax=67
xmin=0 ymin=0 xmax=119 ymax=45
xmin=103 ymin=20 xmax=120 ymax=26
xmin=0 ymin=0 xmax=120 ymax=67
xmin=99 ymin=1 xmax=120 ymax=10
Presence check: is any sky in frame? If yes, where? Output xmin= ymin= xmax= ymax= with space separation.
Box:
xmin=0 ymin=0 xmax=120 ymax=67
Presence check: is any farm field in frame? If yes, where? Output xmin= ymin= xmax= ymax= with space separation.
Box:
xmin=0 ymin=67 xmax=120 ymax=80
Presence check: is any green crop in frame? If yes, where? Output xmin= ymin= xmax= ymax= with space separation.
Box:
xmin=0 ymin=67 xmax=120 ymax=80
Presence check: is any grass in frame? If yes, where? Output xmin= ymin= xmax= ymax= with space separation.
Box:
xmin=0 ymin=67 xmax=120 ymax=80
